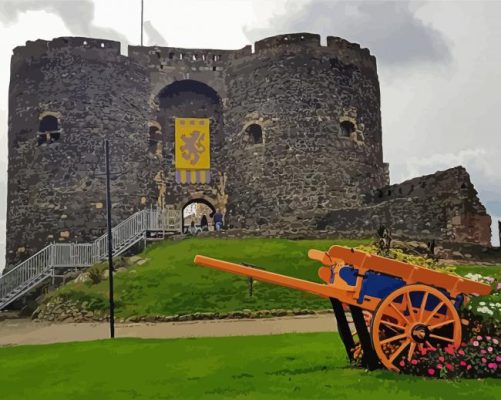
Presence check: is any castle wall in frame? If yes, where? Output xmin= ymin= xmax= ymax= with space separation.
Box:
xmin=316 ymin=167 xmax=492 ymax=245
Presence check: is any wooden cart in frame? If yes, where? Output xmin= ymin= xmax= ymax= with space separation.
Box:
xmin=194 ymin=245 xmax=492 ymax=371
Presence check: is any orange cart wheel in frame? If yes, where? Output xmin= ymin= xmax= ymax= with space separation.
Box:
xmin=371 ymin=284 xmax=462 ymax=372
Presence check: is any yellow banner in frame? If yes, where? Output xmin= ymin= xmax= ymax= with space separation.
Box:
xmin=175 ymin=118 xmax=210 ymax=170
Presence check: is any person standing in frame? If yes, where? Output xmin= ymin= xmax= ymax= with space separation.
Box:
xmin=200 ymin=215 xmax=208 ymax=231
xmin=213 ymin=209 xmax=223 ymax=232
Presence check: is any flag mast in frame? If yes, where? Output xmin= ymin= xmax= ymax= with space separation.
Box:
xmin=141 ymin=0 xmax=144 ymax=46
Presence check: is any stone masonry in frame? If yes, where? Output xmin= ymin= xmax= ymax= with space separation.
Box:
xmin=5 ymin=33 xmax=491 ymax=270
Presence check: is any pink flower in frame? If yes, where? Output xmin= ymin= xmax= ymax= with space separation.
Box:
xmin=460 ymin=361 xmax=467 ymax=367
xmin=467 ymin=365 xmax=472 ymax=370
xmin=473 ymin=341 xmax=479 ymax=347
xmin=477 ymin=335 xmax=483 ymax=341
xmin=411 ymin=359 xmax=418 ymax=365
xmin=399 ymin=360 xmax=405 ymax=367
xmin=482 ymin=357 xmax=487 ymax=363
xmin=445 ymin=346 xmax=455 ymax=355
xmin=488 ymin=346 xmax=493 ymax=353
xmin=428 ymin=368 xmax=435 ymax=376
xmin=437 ymin=363 xmax=443 ymax=369
xmin=488 ymin=363 xmax=497 ymax=370
xmin=438 ymin=356 xmax=445 ymax=362
xmin=497 ymin=282 xmax=501 ymax=290
xmin=493 ymin=338 xmax=499 ymax=345
xmin=446 ymin=363 xmax=454 ymax=371
xmin=496 ymin=356 xmax=501 ymax=362
xmin=486 ymin=336 xmax=492 ymax=340
xmin=458 ymin=349 xmax=465 ymax=356
xmin=481 ymin=349 xmax=487 ymax=354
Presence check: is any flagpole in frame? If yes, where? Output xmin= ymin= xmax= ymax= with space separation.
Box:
xmin=141 ymin=0 xmax=144 ymax=46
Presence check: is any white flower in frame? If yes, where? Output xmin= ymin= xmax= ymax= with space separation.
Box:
xmin=479 ymin=302 xmax=486 ymax=306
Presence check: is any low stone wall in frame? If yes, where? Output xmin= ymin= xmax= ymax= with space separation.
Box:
xmin=32 ymin=297 xmax=329 ymax=323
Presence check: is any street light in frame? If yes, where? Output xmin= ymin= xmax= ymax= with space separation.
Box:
xmin=105 ymin=139 xmax=115 ymax=338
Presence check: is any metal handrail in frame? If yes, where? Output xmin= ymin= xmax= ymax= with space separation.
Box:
xmin=0 ymin=208 xmax=181 ymax=308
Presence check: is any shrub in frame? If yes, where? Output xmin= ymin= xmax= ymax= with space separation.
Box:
xmin=87 ymin=263 xmax=107 ymax=284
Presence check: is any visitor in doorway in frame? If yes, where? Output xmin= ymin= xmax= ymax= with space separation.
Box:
xmin=188 ymin=221 xmax=198 ymax=236
xmin=213 ymin=209 xmax=223 ymax=232
xmin=200 ymin=215 xmax=209 ymax=231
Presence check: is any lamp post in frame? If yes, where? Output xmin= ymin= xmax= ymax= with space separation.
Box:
xmin=105 ymin=139 xmax=115 ymax=338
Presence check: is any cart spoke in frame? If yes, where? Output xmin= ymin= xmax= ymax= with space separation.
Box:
xmin=429 ymin=334 xmax=455 ymax=343
xmin=429 ymin=319 xmax=455 ymax=331
xmin=424 ymin=301 xmax=444 ymax=325
xmin=389 ymin=339 xmax=411 ymax=363
xmin=380 ymin=319 xmax=406 ymax=331
xmin=418 ymin=291 xmax=429 ymax=322
xmin=380 ymin=333 xmax=407 ymax=345
xmin=425 ymin=340 xmax=437 ymax=350
xmin=407 ymin=342 xmax=417 ymax=361
xmin=405 ymin=292 xmax=415 ymax=321
xmin=389 ymin=302 xmax=409 ymax=324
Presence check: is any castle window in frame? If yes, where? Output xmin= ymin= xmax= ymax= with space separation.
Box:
xmin=148 ymin=124 xmax=163 ymax=156
xmin=202 ymin=54 xmax=206 ymax=61
xmin=179 ymin=53 xmax=183 ymax=60
xmin=83 ymin=40 xmax=88 ymax=46
xmin=38 ymin=115 xmax=61 ymax=146
xmin=168 ymin=52 xmax=174 ymax=59
xmin=100 ymin=43 xmax=104 ymax=48
xmin=339 ymin=121 xmax=355 ymax=137
xmin=192 ymin=54 xmax=197 ymax=61
xmin=246 ymin=124 xmax=263 ymax=145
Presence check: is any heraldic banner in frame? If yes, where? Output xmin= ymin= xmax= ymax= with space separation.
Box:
xmin=175 ymin=118 xmax=211 ymax=184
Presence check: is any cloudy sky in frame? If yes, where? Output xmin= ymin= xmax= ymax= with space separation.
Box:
xmin=0 ymin=0 xmax=500 ymax=269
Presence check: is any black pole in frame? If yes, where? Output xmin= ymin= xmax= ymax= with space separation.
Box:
xmin=140 ymin=0 xmax=144 ymax=46
xmin=329 ymin=298 xmax=356 ymax=362
xmin=349 ymin=305 xmax=380 ymax=370
xmin=105 ymin=140 xmax=115 ymax=338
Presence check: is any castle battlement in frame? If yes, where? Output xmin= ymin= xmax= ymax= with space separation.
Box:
xmin=11 ymin=33 xmax=376 ymax=76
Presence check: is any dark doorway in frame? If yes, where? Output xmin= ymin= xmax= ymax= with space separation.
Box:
xmin=182 ymin=198 xmax=216 ymax=233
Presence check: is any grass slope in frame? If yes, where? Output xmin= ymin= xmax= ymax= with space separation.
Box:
xmin=54 ymin=238 xmax=372 ymax=317
xmin=1 ymin=333 xmax=500 ymax=400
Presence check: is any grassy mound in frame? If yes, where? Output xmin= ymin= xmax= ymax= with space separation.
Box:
xmin=38 ymin=237 xmax=500 ymax=321
xmin=1 ymin=334 xmax=500 ymax=400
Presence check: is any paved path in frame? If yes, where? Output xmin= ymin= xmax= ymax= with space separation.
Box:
xmin=0 ymin=315 xmax=337 ymax=346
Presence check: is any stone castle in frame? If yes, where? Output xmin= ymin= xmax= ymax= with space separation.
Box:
xmin=5 ymin=32 xmax=491 ymax=270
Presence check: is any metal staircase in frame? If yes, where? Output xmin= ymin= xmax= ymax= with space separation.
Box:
xmin=0 ymin=208 xmax=181 ymax=310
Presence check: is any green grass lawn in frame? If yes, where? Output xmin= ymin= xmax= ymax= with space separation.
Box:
xmin=1 ymin=333 xmax=499 ymax=400
xmin=47 ymin=237 xmax=500 ymax=320
xmin=53 ymin=238 xmax=372 ymax=317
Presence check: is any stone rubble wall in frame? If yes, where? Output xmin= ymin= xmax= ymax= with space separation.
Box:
xmin=316 ymin=167 xmax=492 ymax=245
